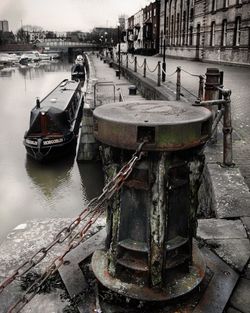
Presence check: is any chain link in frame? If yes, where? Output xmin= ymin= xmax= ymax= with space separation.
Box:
xmin=2 ymin=141 xmax=146 ymax=313
xmin=146 ymin=62 xmax=158 ymax=73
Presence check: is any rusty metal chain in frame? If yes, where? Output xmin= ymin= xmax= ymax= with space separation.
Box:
xmin=146 ymin=62 xmax=158 ymax=73
xmin=1 ymin=141 xmax=146 ymax=313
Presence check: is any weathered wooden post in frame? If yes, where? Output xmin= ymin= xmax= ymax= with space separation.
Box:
xmin=176 ymin=66 xmax=181 ymax=100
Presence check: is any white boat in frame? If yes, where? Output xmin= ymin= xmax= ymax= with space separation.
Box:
xmin=0 ymin=53 xmax=14 ymax=65
xmin=49 ymin=53 xmax=60 ymax=59
xmin=38 ymin=53 xmax=51 ymax=60
xmin=7 ymin=53 xmax=20 ymax=63
xmin=19 ymin=51 xmax=40 ymax=64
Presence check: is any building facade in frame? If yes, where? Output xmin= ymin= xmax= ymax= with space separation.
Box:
xmin=133 ymin=9 xmax=144 ymax=50
xmin=143 ymin=1 xmax=161 ymax=51
xmin=0 ymin=20 xmax=9 ymax=32
xmin=125 ymin=1 xmax=160 ymax=53
xmin=160 ymin=0 xmax=250 ymax=65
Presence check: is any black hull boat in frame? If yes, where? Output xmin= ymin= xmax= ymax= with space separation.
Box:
xmin=24 ymin=79 xmax=84 ymax=161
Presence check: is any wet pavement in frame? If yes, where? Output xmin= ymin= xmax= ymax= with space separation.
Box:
xmin=125 ymin=54 xmax=250 ymax=187
xmin=0 ymin=54 xmax=249 ymax=313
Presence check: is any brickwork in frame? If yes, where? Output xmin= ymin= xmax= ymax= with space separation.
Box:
xmin=158 ymin=0 xmax=250 ymax=65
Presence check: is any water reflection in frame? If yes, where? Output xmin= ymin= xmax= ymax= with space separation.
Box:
xmin=0 ymin=58 xmax=103 ymax=240
xmin=25 ymin=155 xmax=75 ymax=199
xmin=77 ymin=162 xmax=104 ymax=201
xmin=0 ymin=67 xmax=15 ymax=77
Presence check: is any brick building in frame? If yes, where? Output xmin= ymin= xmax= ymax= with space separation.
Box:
xmin=143 ymin=0 xmax=161 ymax=52
xmin=160 ymin=0 xmax=250 ymax=65
xmin=125 ymin=1 xmax=160 ymax=53
xmin=0 ymin=20 xmax=9 ymax=32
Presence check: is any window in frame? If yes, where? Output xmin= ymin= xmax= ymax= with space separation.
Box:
xmin=221 ymin=20 xmax=227 ymax=46
xmin=235 ymin=17 xmax=241 ymax=46
xmin=190 ymin=8 xmax=194 ymax=21
xmin=236 ymin=0 xmax=242 ymax=5
xmin=210 ymin=22 xmax=215 ymax=46
xmin=154 ymin=8 xmax=156 ymax=16
xmin=189 ymin=26 xmax=193 ymax=46
xmin=183 ymin=11 xmax=186 ymax=45
xmin=212 ymin=0 xmax=217 ymax=12
xmin=171 ymin=14 xmax=174 ymax=45
xmin=177 ymin=13 xmax=180 ymax=45
xmin=223 ymin=0 xmax=229 ymax=8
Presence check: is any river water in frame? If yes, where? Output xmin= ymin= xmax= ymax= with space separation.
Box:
xmin=0 ymin=60 xmax=104 ymax=241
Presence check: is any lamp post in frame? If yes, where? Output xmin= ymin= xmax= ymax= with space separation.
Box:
xmin=162 ymin=0 xmax=167 ymax=82
xmin=117 ymin=23 xmax=121 ymax=79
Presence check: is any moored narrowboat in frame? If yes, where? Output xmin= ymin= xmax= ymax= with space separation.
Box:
xmin=24 ymin=79 xmax=83 ymax=161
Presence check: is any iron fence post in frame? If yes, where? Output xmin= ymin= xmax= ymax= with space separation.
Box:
xmin=198 ymin=75 xmax=204 ymax=101
xmin=176 ymin=67 xmax=181 ymax=100
xmin=223 ymin=89 xmax=233 ymax=167
xmin=134 ymin=56 xmax=137 ymax=73
xmin=162 ymin=62 xmax=166 ymax=82
xmin=205 ymin=68 xmax=220 ymax=142
xmin=157 ymin=61 xmax=161 ymax=87
xmin=143 ymin=58 xmax=147 ymax=78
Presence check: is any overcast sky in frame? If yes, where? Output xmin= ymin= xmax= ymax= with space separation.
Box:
xmin=0 ymin=0 xmax=151 ymax=33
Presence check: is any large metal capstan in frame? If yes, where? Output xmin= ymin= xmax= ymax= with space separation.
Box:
xmin=92 ymin=100 xmax=212 ymax=301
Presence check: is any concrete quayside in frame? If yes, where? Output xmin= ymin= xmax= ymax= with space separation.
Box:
xmin=0 ymin=52 xmax=249 ymax=313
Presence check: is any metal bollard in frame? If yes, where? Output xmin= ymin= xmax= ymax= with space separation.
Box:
xmin=176 ymin=66 xmax=181 ymax=100
xmin=92 ymin=100 xmax=212 ymax=302
xmin=204 ymin=68 xmax=220 ymax=103
xmin=205 ymin=68 xmax=220 ymax=142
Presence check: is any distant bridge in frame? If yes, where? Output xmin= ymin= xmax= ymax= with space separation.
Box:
xmin=36 ymin=41 xmax=100 ymax=53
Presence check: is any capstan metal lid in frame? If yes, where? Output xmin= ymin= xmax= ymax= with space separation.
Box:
xmin=93 ymin=100 xmax=212 ymax=151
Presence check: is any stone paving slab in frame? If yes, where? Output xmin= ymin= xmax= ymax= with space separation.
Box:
xmin=197 ymin=219 xmax=247 ymax=240
xmin=0 ymin=284 xmax=69 ymax=313
xmin=91 ymin=55 xmax=145 ymax=103
xmin=0 ymin=217 xmax=106 ymax=313
xmin=241 ymin=216 xmax=250 ymax=237
xmin=229 ymin=278 xmax=250 ymax=313
xmin=205 ymin=239 xmax=250 ymax=272
xmin=227 ymin=307 xmax=243 ymax=313
xmin=207 ymin=163 xmax=250 ymax=218
xmin=0 ymin=217 xmax=105 ymax=277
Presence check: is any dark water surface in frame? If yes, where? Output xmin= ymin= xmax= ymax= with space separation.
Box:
xmin=0 ymin=60 xmax=104 ymax=241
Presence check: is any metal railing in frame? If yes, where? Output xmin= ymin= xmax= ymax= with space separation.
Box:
xmin=93 ymin=81 xmax=125 ymax=108
xmin=0 ymin=142 xmax=146 ymax=312
xmin=97 ymin=53 xmax=233 ymax=167
xmin=193 ymin=87 xmax=233 ymax=167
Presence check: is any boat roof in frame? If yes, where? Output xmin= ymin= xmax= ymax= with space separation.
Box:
xmin=40 ymin=80 xmax=80 ymax=111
